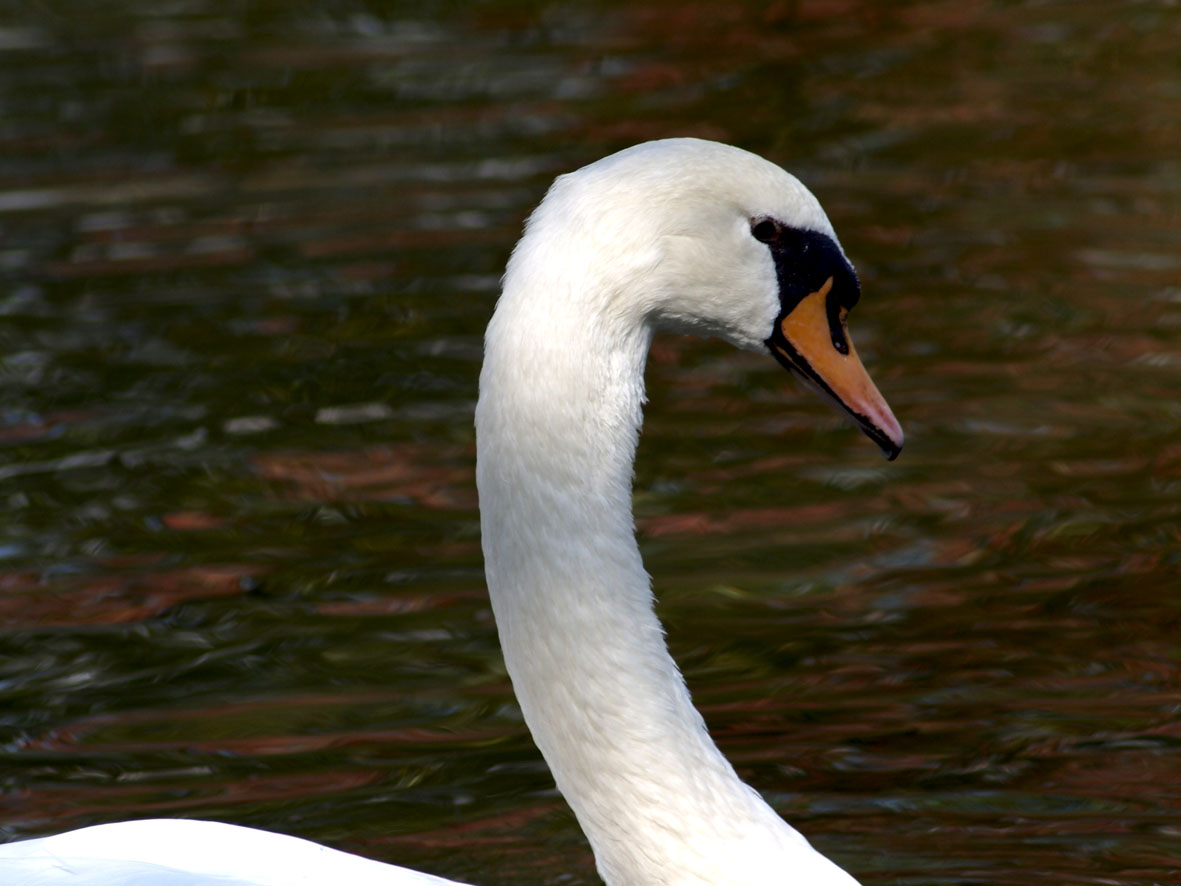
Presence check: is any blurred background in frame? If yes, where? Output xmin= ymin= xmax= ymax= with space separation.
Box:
xmin=0 ymin=1 xmax=1178 ymax=884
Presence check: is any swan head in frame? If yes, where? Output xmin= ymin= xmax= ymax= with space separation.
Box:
xmin=511 ymin=138 xmax=903 ymax=459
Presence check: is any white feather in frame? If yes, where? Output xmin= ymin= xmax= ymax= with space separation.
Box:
xmin=0 ymin=820 xmax=459 ymax=886
xmin=1 ymin=139 xmax=862 ymax=886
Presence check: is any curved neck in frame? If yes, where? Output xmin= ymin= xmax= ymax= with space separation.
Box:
xmin=474 ymin=262 xmax=848 ymax=885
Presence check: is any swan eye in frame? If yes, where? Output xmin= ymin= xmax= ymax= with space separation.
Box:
xmin=751 ymin=219 xmax=779 ymax=244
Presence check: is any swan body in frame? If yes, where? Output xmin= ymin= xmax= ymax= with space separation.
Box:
xmin=0 ymin=819 xmax=458 ymax=886
xmin=0 ymin=139 xmax=901 ymax=886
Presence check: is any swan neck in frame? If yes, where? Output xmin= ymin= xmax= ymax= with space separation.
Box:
xmin=475 ymin=282 xmax=813 ymax=885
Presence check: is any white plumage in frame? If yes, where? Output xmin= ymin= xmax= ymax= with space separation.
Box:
xmin=2 ymin=139 xmax=902 ymax=886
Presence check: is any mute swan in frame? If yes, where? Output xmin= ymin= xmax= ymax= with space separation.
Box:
xmin=0 ymin=138 xmax=902 ymax=886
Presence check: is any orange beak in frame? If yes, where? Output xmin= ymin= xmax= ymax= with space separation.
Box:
xmin=770 ymin=277 xmax=903 ymax=460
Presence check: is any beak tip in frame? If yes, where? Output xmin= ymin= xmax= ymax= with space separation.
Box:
xmin=871 ymin=415 xmax=904 ymax=462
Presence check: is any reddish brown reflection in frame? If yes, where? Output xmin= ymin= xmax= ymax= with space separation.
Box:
xmin=0 ymin=564 xmax=264 ymax=629
xmin=253 ymin=444 xmax=474 ymax=509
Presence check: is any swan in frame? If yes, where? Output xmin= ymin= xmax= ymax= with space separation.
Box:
xmin=0 ymin=138 xmax=902 ymax=886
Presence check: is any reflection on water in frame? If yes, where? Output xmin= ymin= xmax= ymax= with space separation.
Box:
xmin=1 ymin=2 xmax=1178 ymax=884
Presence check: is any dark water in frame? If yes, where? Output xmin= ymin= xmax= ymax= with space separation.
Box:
xmin=1 ymin=2 xmax=1178 ymax=884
